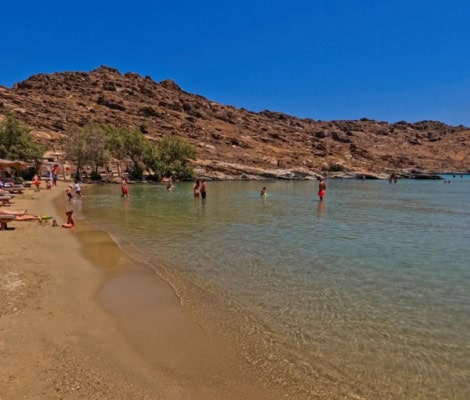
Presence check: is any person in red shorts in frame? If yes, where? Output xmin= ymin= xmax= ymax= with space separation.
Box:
xmin=121 ymin=178 xmax=129 ymax=198
xmin=318 ymin=177 xmax=326 ymax=201
xmin=33 ymin=174 xmax=40 ymax=191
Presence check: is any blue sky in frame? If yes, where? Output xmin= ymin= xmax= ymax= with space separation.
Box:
xmin=2 ymin=1 xmax=470 ymax=125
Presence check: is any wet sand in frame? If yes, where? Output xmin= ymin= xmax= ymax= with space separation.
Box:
xmin=0 ymin=182 xmax=281 ymax=399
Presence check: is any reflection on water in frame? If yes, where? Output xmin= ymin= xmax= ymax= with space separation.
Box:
xmin=316 ymin=200 xmax=325 ymax=219
xmin=80 ymin=179 xmax=470 ymax=399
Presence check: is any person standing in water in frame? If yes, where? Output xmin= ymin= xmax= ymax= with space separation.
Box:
xmin=66 ymin=185 xmax=73 ymax=202
xmin=166 ymin=176 xmax=174 ymax=191
xmin=260 ymin=187 xmax=267 ymax=197
xmin=318 ymin=177 xmax=326 ymax=201
xmin=200 ymin=179 xmax=207 ymax=199
xmin=74 ymin=181 xmax=82 ymax=198
xmin=193 ymin=179 xmax=200 ymax=199
xmin=121 ymin=178 xmax=129 ymax=198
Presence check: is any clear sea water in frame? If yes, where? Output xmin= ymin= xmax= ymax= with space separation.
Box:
xmin=78 ymin=176 xmax=470 ymax=399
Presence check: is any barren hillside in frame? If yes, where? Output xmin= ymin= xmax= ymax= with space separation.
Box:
xmin=0 ymin=66 xmax=468 ymax=179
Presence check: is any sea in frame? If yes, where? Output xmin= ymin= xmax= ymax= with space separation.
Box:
xmin=78 ymin=175 xmax=470 ymax=399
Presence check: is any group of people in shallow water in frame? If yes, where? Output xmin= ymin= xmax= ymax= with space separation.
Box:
xmin=65 ymin=182 xmax=82 ymax=201
xmin=193 ymin=179 xmax=207 ymax=199
xmin=118 ymin=176 xmax=327 ymax=202
xmin=260 ymin=177 xmax=327 ymax=201
xmin=2 ymin=174 xmax=328 ymax=231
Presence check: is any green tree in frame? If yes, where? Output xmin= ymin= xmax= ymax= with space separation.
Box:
xmin=83 ymin=125 xmax=109 ymax=174
xmin=155 ymin=136 xmax=196 ymax=180
xmin=0 ymin=113 xmax=45 ymax=164
xmin=103 ymin=126 xmax=127 ymax=167
xmin=103 ymin=126 xmax=153 ymax=180
xmin=63 ymin=125 xmax=109 ymax=178
xmin=122 ymin=129 xmax=152 ymax=166
xmin=63 ymin=124 xmax=196 ymax=181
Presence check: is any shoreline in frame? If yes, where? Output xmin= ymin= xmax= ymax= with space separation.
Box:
xmin=0 ymin=182 xmax=281 ymax=399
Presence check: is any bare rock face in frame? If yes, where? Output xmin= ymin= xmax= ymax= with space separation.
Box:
xmin=1 ymin=66 xmax=469 ymax=179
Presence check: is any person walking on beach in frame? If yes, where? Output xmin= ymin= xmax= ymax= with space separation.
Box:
xmin=193 ymin=179 xmax=200 ymax=199
xmin=121 ymin=178 xmax=129 ymax=198
xmin=52 ymin=164 xmax=59 ymax=187
xmin=74 ymin=181 xmax=81 ymax=198
xmin=318 ymin=177 xmax=326 ymax=201
xmin=200 ymin=179 xmax=207 ymax=199
xmin=33 ymin=174 xmax=40 ymax=191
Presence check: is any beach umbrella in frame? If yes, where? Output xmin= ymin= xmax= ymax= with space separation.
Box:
xmin=0 ymin=159 xmax=29 ymax=168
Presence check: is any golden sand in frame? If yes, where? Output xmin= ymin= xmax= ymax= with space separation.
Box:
xmin=0 ymin=182 xmax=280 ymax=399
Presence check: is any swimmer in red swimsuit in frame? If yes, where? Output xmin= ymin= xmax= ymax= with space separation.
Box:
xmin=121 ymin=179 xmax=129 ymax=198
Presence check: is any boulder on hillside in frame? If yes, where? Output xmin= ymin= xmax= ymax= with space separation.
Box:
xmin=160 ymin=79 xmax=181 ymax=91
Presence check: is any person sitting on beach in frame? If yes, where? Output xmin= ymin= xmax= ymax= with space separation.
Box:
xmin=260 ymin=187 xmax=267 ymax=197
xmin=62 ymin=209 xmax=75 ymax=229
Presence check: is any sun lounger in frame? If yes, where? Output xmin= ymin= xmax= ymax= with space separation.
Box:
xmin=0 ymin=195 xmax=14 ymax=206
xmin=0 ymin=214 xmax=15 ymax=230
xmin=8 ymin=187 xmax=24 ymax=194
xmin=0 ymin=190 xmax=15 ymax=197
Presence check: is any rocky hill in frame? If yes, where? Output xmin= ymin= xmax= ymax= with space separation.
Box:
xmin=0 ymin=66 xmax=468 ymax=179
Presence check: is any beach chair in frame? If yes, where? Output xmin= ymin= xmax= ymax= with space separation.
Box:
xmin=8 ymin=186 xmax=25 ymax=194
xmin=0 ymin=190 xmax=15 ymax=197
xmin=0 ymin=195 xmax=14 ymax=206
xmin=0 ymin=214 xmax=15 ymax=230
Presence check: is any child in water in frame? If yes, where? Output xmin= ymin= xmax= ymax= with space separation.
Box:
xmin=260 ymin=187 xmax=267 ymax=197
xmin=66 ymin=186 xmax=73 ymax=201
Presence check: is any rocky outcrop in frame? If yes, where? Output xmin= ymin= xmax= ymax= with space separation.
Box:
xmin=0 ymin=66 xmax=469 ymax=179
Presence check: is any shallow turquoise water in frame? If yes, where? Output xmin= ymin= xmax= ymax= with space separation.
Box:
xmin=78 ymin=178 xmax=470 ymax=399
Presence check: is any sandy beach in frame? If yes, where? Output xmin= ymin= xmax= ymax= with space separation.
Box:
xmin=0 ymin=183 xmax=281 ymax=400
